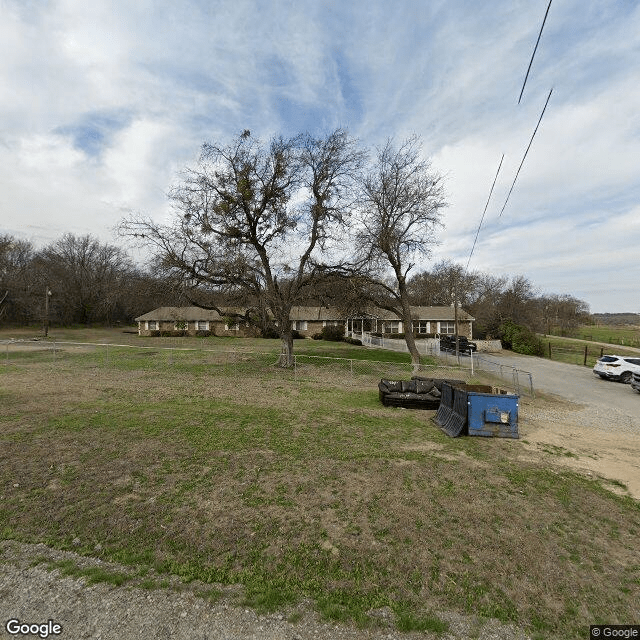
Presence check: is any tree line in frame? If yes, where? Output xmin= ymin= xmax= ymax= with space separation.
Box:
xmin=1 ymin=128 xmax=590 ymax=364
xmin=0 ymin=233 xmax=181 ymax=330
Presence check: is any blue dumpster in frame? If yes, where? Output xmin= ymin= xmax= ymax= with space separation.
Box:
xmin=466 ymin=392 xmax=519 ymax=439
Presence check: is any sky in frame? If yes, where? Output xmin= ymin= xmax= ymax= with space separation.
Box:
xmin=1 ymin=0 xmax=638 ymax=313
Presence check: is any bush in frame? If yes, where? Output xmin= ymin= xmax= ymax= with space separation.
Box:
xmin=320 ymin=325 xmax=345 ymax=342
xmin=312 ymin=332 xmax=323 ymax=340
xmin=344 ymin=337 xmax=362 ymax=345
xmin=260 ymin=328 xmax=279 ymax=339
xmin=292 ymin=330 xmax=304 ymax=340
xmin=149 ymin=330 xmax=161 ymax=337
xmin=195 ymin=330 xmax=213 ymax=337
xmin=499 ymin=320 xmax=544 ymax=356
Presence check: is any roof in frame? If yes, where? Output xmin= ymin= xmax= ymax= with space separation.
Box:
xmin=135 ymin=306 xmax=240 ymax=322
xmin=137 ymin=305 xmax=474 ymax=323
xmin=356 ymin=306 xmax=475 ymax=322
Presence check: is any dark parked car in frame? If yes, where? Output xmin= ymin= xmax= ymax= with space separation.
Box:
xmin=631 ymin=372 xmax=640 ymax=393
xmin=439 ymin=335 xmax=477 ymax=354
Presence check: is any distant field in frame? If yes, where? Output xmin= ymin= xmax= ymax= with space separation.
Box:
xmin=2 ymin=326 xmax=640 ymax=639
xmin=550 ymin=324 xmax=640 ymax=348
xmin=538 ymin=335 xmax=639 ymax=367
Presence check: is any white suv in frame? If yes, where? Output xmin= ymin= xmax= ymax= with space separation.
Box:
xmin=593 ymin=355 xmax=640 ymax=383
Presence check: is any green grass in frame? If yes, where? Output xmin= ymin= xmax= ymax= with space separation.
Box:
xmin=538 ymin=335 xmax=640 ymax=367
xmin=550 ymin=324 xmax=640 ymax=348
xmin=1 ymin=327 xmax=639 ymax=639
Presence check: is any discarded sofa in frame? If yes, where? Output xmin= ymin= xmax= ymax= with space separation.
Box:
xmin=378 ymin=377 xmax=465 ymax=409
xmin=434 ymin=382 xmax=519 ymax=439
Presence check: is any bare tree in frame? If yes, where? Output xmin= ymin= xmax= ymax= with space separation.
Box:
xmin=120 ymin=129 xmax=364 ymax=365
xmin=0 ymin=235 xmax=36 ymax=325
xmin=354 ymin=136 xmax=446 ymax=365
xmin=34 ymin=234 xmax=134 ymax=326
xmin=408 ymin=259 xmax=480 ymax=307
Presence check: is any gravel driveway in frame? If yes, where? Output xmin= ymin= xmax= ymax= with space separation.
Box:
xmin=485 ymin=351 xmax=640 ymax=427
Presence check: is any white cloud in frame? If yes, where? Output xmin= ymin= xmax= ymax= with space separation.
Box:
xmin=0 ymin=0 xmax=638 ymax=311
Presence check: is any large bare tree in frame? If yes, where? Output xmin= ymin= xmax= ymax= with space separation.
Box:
xmin=34 ymin=234 xmax=134 ymax=326
xmin=120 ymin=129 xmax=364 ymax=365
xmin=354 ymin=136 xmax=447 ymax=365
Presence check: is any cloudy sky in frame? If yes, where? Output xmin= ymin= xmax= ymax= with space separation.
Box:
xmin=1 ymin=0 xmax=638 ymax=313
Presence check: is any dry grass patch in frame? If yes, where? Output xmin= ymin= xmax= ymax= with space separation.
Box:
xmin=1 ymin=351 xmax=639 ymax=639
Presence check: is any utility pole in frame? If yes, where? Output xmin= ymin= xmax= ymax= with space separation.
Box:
xmin=44 ymin=286 xmax=51 ymax=337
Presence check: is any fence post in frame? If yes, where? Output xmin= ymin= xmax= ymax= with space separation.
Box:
xmin=470 ymin=351 xmax=474 ymax=376
xmin=529 ymin=372 xmax=535 ymax=398
xmin=294 ymin=355 xmax=297 ymax=380
xmin=583 ymin=345 xmax=588 ymax=366
xmin=5 ymin=342 xmax=8 ymax=363
xmin=548 ymin=342 xmax=552 ymax=359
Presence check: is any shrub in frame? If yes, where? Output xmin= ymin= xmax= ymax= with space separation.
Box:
xmin=499 ymin=320 xmax=544 ymax=356
xmin=149 ymin=330 xmax=161 ymax=337
xmin=195 ymin=330 xmax=213 ymax=337
xmin=291 ymin=329 xmax=304 ymax=340
xmin=344 ymin=337 xmax=362 ymax=345
xmin=260 ymin=328 xmax=279 ymax=339
xmin=312 ymin=332 xmax=323 ymax=340
xmin=320 ymin=325 xmax=345 ymax=341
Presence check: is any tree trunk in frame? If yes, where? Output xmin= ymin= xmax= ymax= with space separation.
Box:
xmin=279 ymin=330 xmax=294 ymax=368
xmin=400 ymin=298 xmax=421 ymax=368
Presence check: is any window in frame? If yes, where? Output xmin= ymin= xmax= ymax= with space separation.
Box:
xmin=414 ymin=320 xmax=430 ymax=334
xmin=225 ymin=322 xmax=239 ymax=331
xmin=293 ymin=321 xmax=308 ymax=331
xmin=197 ymin=321 xmax=209 ymax=331
xmin=384 ymin=321 xmax=400 ymax=333
xmin=323 ymin=320 xmax=341 ymax=327
xmin=174 ymin=320 xmax=188 ymax=331
xmin=147 ymin=321 xmax=158 ymax=331
xmin=439 ymin=321 xmax=455 ymax=334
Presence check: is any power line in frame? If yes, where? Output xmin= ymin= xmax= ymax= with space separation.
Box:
xmin=518 ymin=0 xmax=553 ymax=105
xmin=466 ymin=154 xmax=504 ymax=271
xmin=499 ymin=87 xmax=553 ymax=218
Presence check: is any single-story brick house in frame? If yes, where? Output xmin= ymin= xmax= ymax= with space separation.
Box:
xmin=136 ymin=305 xmax=474 ymax=338
xmin=135 ymin=307 xmax=261 ymax=337
xmin=343 ymin=306 xmax=474 ymax=339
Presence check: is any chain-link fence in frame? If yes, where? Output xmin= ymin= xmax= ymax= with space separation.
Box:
xmin=293 ymin=354 xmax=473 ymax=387
xmin=473 ymin=354 xmax=534 ymax=397
xmin=1 ymin=339 xmax=535 ymax=395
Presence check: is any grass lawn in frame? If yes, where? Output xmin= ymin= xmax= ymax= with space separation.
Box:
xmin=549 ymin=324 xmax=640 ymax=348
xmin=0 ymin=324 xmax=416 ymax=363
xmin=538 ymin=335 xmax=640 ymax=368
xmin=1 ymin=327 xmax=639 ymax=639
